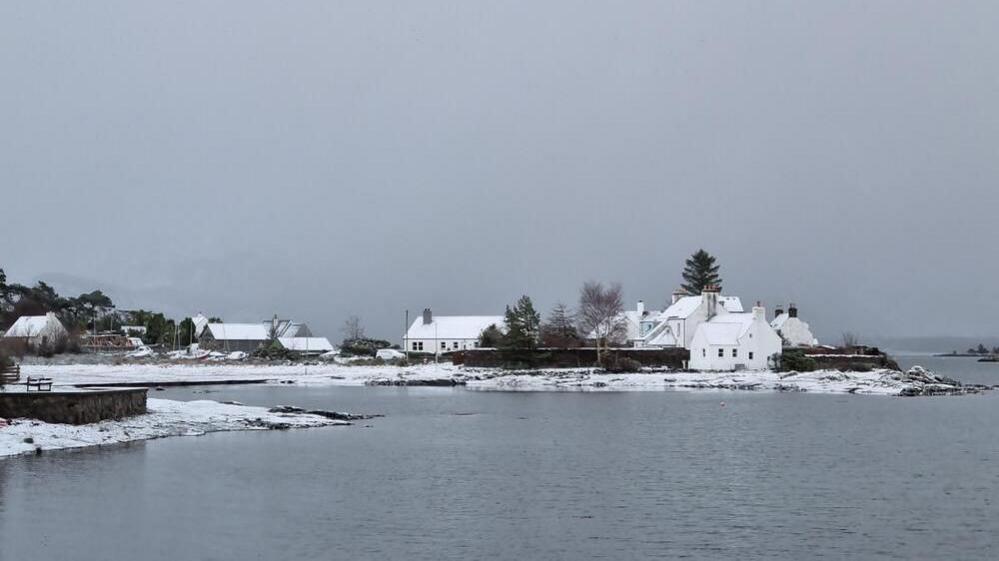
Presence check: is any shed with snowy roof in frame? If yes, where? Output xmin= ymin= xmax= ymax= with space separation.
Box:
xmin=2 ymin=312 xmax=69 ymax=350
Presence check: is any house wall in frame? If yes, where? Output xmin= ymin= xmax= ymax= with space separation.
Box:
xmin=689 ymin=321 xmax=782 ymax=371
xmin=406 ymin=338 xmax=481 ymax=353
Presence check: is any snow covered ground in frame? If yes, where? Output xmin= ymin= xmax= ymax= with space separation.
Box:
xmin=13 ymin=361 xmax=985 ymax=396
xmin=0 ymin=398 xmax=350 ymax=459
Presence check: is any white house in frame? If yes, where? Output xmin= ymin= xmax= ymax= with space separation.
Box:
xmin=640 ymin=288 xmax=744 ymax=349
xmin=404 ymin=309 xmax=504 ymax=354
xmin=3 ymin=312 xmax=70 ymax=349
xmin=770 ymin=304 xmax=818 ymax=347
xmin=688 ymin=304 xmax=782 ymax=371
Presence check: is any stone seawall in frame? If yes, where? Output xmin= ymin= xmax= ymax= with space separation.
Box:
xmin=0 ymin=388 xmax=148 ymax=425
xmin=456 ymin=348 xmax=690 ymax=369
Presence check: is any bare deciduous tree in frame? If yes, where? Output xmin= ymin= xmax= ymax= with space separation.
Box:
xmin=342 ymin=315 xmax=365 ymax=341
xmin=578 ymin=281 xmax=626 ymax=361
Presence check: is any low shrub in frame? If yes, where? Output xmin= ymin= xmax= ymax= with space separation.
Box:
xmin=599 ymin=354 xmax=642 ymax=373
xmin=779 ymin=349 xmax=818 ymax=372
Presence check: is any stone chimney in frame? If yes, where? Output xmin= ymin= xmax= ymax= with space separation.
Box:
xmin=637 ymin=300 xmax=645 ymax=316
xmin=753 ymin=301 xmax=766 ymax=321
xmin=671 ymin=289 xmax=686 ymax=305
xmin=788 ymin=303 xmax=798 ymax=318
xmin=422 ymin=308 xmax=432 ymax=325
xmin=702 ymin=285 xmax=720 ymax=320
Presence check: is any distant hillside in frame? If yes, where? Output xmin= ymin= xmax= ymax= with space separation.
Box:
xmin=869 ymin=336 xmax=999 ymax=355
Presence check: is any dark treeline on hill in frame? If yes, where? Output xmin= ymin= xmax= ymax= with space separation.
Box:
xmin=0 ymin=266 xmax=204 ymax=352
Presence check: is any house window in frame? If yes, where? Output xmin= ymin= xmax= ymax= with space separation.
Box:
xmin=702 ymin=349 xmax=706 ymax=357
xmin=748 ymin=352 xmax=754 ymax=360
xmin=440 ymin=341 xmax=446 ymax=350
xmin=412 ymin=341 xmax=424 ymax=351
xmin=732 ymin=349 xmax=738 ymax=358
xmin=718 ymin=348 xmax=724 ymax=358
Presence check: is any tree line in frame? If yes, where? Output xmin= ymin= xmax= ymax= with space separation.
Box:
xmin=0 ymin=266 xmax=216 ymax=350
xmin=475 ymin=249 xmax=723 ymax=357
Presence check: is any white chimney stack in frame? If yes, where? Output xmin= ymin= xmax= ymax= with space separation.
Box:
xmin=637 ymin=300 xmax=645 ymax=316
xmin=671 ymin=289 xmax=686 ymax=305
xmin=753 ymin=302 xmax=766 ymax=321
xmin=702 ymin=285 xmax=720 ymax=320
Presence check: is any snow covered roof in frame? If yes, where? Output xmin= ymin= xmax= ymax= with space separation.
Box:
xmin=204 ymin=323 xmax=270 ymax=341
xmin=657 ymin=295 xmax=743 ymax=320
xmin=3 ymin=313 xmax=65 ymax=338
xmin=695 ymin=314 xmax=756 ymax=345
xmin=406 ymin=316 xmax=504 ymax=340
xmin=771 ymin=313 xmax=789 ymax=330
xmin=192 ymin=314 xmax=210 ymax=337
xmin=278 ymin=337 xmax=334 ymax=352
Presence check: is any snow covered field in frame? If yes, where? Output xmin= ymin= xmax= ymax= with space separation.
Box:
xmin=14 ymin=361 xmax=983 ymax=396
xmin=0 ymin=398 xmax=349 ymax=459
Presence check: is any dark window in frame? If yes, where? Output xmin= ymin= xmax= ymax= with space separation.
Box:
xmin=732 ymin=349 xmax=738 ymax=358
xmin=749 ymin=352 xmax=754 ymax=360
xmin=718 ymin=348 xmax=724 ymax=358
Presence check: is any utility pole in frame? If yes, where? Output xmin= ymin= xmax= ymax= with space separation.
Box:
xmin=404 ymin=309 xmax=409 ymax=360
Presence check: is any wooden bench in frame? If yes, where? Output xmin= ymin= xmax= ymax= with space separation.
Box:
xmin=26 ymin=376 xmax=53 ymax=392
xmin=0 ymin=364 xmax=20 ymax=385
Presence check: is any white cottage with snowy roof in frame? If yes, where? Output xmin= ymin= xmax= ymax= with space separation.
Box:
xmin=3 ymin=312 xmax=69 ymax=349
xmin=688 ymin=303 xmax=782 ymax=371
xmin=638 ymin=288 xmax=744 ymax=349
xmin=404 ymin=309 xmax=504 ymax=354
xmin=770 ymin=304 xmax=818 ymax=347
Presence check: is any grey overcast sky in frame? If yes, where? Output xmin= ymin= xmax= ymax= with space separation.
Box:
xmin=2 ymin=1 xmax=997 ymax=343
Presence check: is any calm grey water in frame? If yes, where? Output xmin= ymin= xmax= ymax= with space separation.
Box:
xmin=1 ymin=356 xmax=997 ymax=560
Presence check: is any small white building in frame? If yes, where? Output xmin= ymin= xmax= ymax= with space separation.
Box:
xmin=688 ymin=304 xmax=782 ymax=371
xmin=770 ymin=304 xmax=818 ymax=347
xmin=277 ymin=337 xmax=335 ymax=356
xmin=640 ymin=288 xmax=744 ymax=349
xmin=3 ymin=312 xmax=70 ymax=349
xmin=404 ymin=309 xmax=504 ymax=354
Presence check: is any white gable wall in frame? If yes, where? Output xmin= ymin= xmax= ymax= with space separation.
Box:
xmin=689 ymin=312 xmax=783 ymax=371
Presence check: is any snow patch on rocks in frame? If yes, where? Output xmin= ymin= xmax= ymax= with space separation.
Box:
xmin=0 ymin=398 xmax=349 ymax=459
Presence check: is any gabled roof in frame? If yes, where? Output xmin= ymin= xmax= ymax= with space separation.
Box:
xmin=278 ymin=337 xmax=334 ymax=352
xmin=204 ymin=323 xmax=270 ymax=341
xmin=694 ymin=314 xmax=756 ymax=345
xmin=771 ymin=313 xmax=789 ymax=330
xmin=406 ymin=316 xmax=504 ymax=340
xmin=657 ymin=295 xmax=743 ymax=320
xmin=3 ymin=313 xmax=65 ymax=338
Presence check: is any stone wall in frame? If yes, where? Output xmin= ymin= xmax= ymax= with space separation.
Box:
xmin=455 ymin=347 xmax=690 ymax=369
xmin=0 ymin=388 xmax=147 ymax=425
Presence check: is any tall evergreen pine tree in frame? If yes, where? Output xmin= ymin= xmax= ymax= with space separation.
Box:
xmin=681 ymin=250 xmax=722 ymax=294
xmin=502 ymin=295 xmax=541 ymax=350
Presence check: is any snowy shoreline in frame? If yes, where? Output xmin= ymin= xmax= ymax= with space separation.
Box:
xmin=0 ymin=398 xmax=351 ymax=459
xmin=11 ymin=361 xmax=990 ymax=396
xmin=1 ymin=362 xmax=987 ymax=459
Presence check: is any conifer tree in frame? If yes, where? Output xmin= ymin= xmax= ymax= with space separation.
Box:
xmin=540 ymin=303 xmax=581 ymax=347
xmin=502 ymin=295 xmax=541 ymax=350
xmin=681 ymin=249 xmax=722 ymax=294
